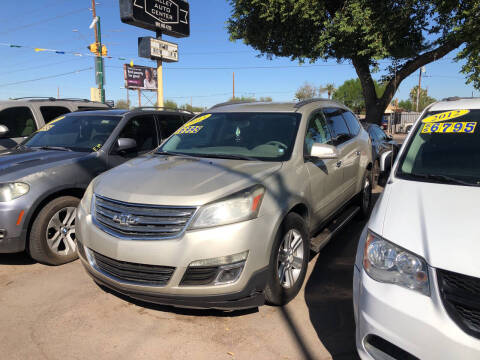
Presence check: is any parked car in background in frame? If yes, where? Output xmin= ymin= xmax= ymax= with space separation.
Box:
xmin=380 ymin=116 xmax=388 ymax=130
xmin=0 ymin=108 xmax=193 ymax=265
xmin=354 ymin=98 xmax=480 ymax=359
xmin=0 ymin=97 xmax=110 ymax=150
xmin=77 ymin=99 xmax=373 ymax=310
xmin=362 ymin=122 xmax=398 ymax=185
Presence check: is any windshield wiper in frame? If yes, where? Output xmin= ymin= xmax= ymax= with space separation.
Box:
xmin=192 ymin=153 xmax=259 ymax=161
xmin=156 ymin=151 xmax=198 ymax=159
xmin=404 ymin=172 xmax=480 ymax=187
xmin=33 ymin=146 xmax=72 ymax=152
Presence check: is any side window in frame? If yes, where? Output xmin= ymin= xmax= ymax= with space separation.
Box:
xmin=117 ymin=115 xmax=158 ymax=153
xmin=342 ymin=111 xmax=361 ymax=136
xmin=0 ymin=106 xmax=36 ymax=138
xmin=304 ymin=111 xmax=332 ymax=155
xmin=157 ymin=115 xmax=184 ymax=139
xmin=323 ymin=108 xmax=351 ymax=145
xmin=40 ymin=106 xmax=70 ymax=123
xmin=373 ymin=126 xmax=386 ymax=141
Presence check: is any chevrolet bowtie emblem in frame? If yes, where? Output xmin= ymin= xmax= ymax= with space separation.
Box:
xmin=112 ymin=214 xmax=139 ymax=226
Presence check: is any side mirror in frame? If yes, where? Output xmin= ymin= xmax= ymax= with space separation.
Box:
xmin=310 ymin=143 xmax=338 ymax=159
xmin=115 ymin=138 xmax=137 ymax=154
xmin=0 ymin=125 xmax=9 ymax=137
xmin=378 ymin=148 xmax=398 ymax=186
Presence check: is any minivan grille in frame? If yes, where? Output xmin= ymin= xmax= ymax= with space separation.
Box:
xmin=92 ymin=250 xmax=175 ymax=286
xmin=93 ymin=194 xmax=196 ymax=239
xmin=437 ymin=269 xmax=480 ymax=339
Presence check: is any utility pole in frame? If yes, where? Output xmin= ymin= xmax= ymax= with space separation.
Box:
xmin=138 ymin=88 xmax=141 ymax=107
xmin=126 ymin=88 xmax=129 ymax=107
xmin=233 ymin=72 xmax=235 ymax=100
xmin=57 ymin=87 xmax=59 ymax=99
xmin=415 ymin=67 xmax=425 ymax=112
xmin=91 ymin=0 xmax=105 ymax=103
xmin=156 ymin=30 xmax=164 ymax=108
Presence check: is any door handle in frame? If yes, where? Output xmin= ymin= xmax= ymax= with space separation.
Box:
xmin=336 ymin=160 xmax=342 ymax=168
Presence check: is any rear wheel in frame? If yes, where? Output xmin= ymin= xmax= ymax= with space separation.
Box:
xmin=265 ymin=213 xmax=310 ymax=306
xmin=29 ymin=196 xmax=80 ymax=265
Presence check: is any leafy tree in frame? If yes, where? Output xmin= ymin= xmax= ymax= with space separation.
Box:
xmin=258 ymin=96 xmax=273 ymax=102
xmin=333 ymin=78 xmax=385 ymax=113
xmin=227 ymin=1 xmax=480 ymax=124
xmin=115 ymin=99 xmax=130 ymax=109
xmin=180 ymin=103 xmax=206 ymax=113
xmin=325 ymin=84 xmax=336 ymax=99
xmin=163 ymin=99 xmax=178 ymax=110
xmin=231 ymin=95 xmax=257 ymax=102
xmin=295 ymin=82 xmax=317 ymax=100
xmin=409 ymin=86 xmax=436 ymax=112
xmin=398 ymin=99 xmax=414 ymax=111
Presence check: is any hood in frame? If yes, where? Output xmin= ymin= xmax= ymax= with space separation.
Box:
xmin=0 ymin=147 xmax=89 ymax=181
xmin=376 ymin=178 xmax=480 ymax=278
xmin=95 ymin=155 xmax=282 ymax=206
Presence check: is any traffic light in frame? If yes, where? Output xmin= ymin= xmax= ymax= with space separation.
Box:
xmin=87 ymin=43 xmax=98 ymax=55
xmin=101 ymin=44 xmax=107 ymax=57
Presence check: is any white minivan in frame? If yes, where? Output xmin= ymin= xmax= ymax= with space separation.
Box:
xmin=354 ymin=98 xmax=480 ymax=359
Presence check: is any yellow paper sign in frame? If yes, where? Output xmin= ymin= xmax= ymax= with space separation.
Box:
xmin=175 ymin=114 xmax=211 ymax=134
xmin=422 ymin=122 xmax=477 ymax=134
xmin=422 ymin=110 xmax=470 ymax=123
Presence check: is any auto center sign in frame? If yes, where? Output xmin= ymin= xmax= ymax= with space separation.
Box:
xmin=119 ymin=0 xmax=190 ymax=38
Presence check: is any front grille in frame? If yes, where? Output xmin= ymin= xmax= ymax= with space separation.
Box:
xmin=437 ymin=269 xmax=480 ymax=339
xmin=181 ymin=266 xmax=219 ymax=286
xmin=92 ymin=250 xmax=175 ymax=286
xmin=93 ymin=194 xmax=196 ymax=239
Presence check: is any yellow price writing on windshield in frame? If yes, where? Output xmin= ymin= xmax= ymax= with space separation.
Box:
xmin=422 ymin=122 xmax=477 ymax=134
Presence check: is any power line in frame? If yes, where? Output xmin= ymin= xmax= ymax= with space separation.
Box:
xmin=0 ymin=0 xmax=68 ymax=23
xmin=0 ymin=67 xmax=93 ymax=87
xmin=0 ymin=58 xmax=87 ymax=76
xmin=0 ymin=8 xmax=89 ymax=36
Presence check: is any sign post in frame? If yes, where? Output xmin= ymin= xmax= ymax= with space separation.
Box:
xmin=120 ymin=0 xmax=189 ymax=109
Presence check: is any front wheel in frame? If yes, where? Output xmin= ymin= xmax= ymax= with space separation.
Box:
xmin=357 ymin=172 xmax=373 ymax=220
xmin=29 ymin=196 xmax=80 ymax=265
xmin=265 ymin=213 xmax=310 ymax=306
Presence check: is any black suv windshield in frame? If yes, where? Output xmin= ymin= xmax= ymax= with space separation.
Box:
xmin=24 ymin=114 xmax=121 ymax=152
xmin=397 ymin=109 xmax=480 ymax=186
xmin=158 ymin=112 xmax=302 ymax=161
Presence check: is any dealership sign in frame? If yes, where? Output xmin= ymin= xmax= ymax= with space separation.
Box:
xmin=119 ymin=0 xmax=190 ymax=38
xmin=138 ymin=37 xmax=178 ymax=62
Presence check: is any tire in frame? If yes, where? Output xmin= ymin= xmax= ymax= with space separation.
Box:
xmin=265 ymin=213 xmax=310 ymax=306
xmin=29 ymin=196 xmax=80 ymax=265
xmin=372 ymin=159 xmax=380 ymax=186
xmin=356 ymin=171 xmax=373 ymax=220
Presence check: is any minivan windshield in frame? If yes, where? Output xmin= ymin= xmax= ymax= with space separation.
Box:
xmin=158 ymin=112 xmax=302 ymax=161
xmin=397 ymin=109 xmax=480 ymax=186
xmin=23 ymin=114 xmax=121 ymax=152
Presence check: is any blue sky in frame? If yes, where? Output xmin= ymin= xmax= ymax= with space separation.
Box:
xmin=0 ymin=0 xmax=476 ymax=108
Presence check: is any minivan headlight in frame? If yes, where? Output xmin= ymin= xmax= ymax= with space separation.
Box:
xmin=80 ymin=179 xmax=95 ymax=213
xmin=363 ymin=231 xmax=430 ymax=296
xmin=0 ymin=182 xmax=29 ymax=202
xmin=190 ymin=185 xmax=265 ymax=229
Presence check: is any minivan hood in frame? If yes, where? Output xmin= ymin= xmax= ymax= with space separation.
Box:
xmin=377 ymin=178 xmax=480 ymax=278
xmin=0 ymin=147 xmax=89 ymax=181
xmin=95 ymin=155 xmax=282 ymax=206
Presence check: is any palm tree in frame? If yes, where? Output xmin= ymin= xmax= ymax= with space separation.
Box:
xmin=325 ymin=83 xmax=336 ymax=99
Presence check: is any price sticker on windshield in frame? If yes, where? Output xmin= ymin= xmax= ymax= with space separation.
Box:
xmin=37 ymin=116 xmax=66 ymax=132
xmin=422 ymin=122 xmax=477 ymax=134
xmin=422 ymin=110 xmax=470 ymax=123
xmin=175 ymin=126 xmax=203 ymax=134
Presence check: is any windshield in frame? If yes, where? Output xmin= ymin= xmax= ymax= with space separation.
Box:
xmin=397 ymin=109 xmax=480 ymax=186
xmin=23 ymin=114 xmax=121 ymax=152
xmin=158 ymin=112 xmax=301 ymax=161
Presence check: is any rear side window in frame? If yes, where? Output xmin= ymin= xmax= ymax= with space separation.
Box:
xmin=323 ymin=108 xmax=351 ymax=145
xmin=40 ymin=106 xmax=70 ymax=123
xmin=343 ymin=111 xmax=361 ymax=136
xmin=0 ymin=106 xmax=36 ymax=138
xmin=304 ymin=111 xmax=332 ymax=155
xmin=157 ymin=115 xmax=184 ymax=139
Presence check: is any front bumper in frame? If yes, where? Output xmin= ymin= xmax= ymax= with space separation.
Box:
xmin=76 ymin=202 xmax=278 ymax=310
xmin=0 ymin=202 xmax=27 ymax=253
xmin=353 ymin=265 xmax=480 ymax=359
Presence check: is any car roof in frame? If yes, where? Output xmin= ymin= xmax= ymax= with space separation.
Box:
xmin=429 ymin=97 xmax=480 ymax=111
xmin=71 ymin=108 xmax=193 ymax=117
xmin=0 ymin=98 xmax=109 ymax=107
xmin=208 ymin=99 xmax=350 ymax=113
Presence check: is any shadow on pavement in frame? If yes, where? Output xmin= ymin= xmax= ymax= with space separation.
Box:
xmin=0 ymin=251 xmax=35 ymax=265
xmin=304 ymin=193 xmax=380 ymax=360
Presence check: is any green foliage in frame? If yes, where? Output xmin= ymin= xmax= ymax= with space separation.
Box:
xmin=333 ymin=78 xmax=385 ymax=113
xmin=408 ymin=86 xmax=436 ymax=112
xmin=398 ymin=100 xmax=413 ymax=111
xmin=227 ymin=0 xmax=480 ymax=124
xmin=115 ymin=99 xmax=130 ymax=109
xmin=295 ymin=82 xmax=317 ymax=100
xmin=180 ymin=103 xmax=206 ymax=113
xmin=258 ymin=96 xmax=273 ymax=102
xmin=163 ymin=99 xmax=179 ymax=110
xmin=231 ymin=96 xmax=257 ymax=102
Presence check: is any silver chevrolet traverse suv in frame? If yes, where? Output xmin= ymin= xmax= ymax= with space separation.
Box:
xmin=77 ymin=100 xmax=373 ymax=309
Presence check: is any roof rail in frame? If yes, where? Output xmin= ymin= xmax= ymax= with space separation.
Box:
xmin=73 ymin=107 xmax=117 ymax=112
xmin=294 ymin=98 xmax=331 ymax=108
xmin=11 ymin=96 xmax=57 ymax=101
xmin=209 ymin=100 xmax=258 ymax=109
xmin=133 ymin=106 xmax=194 ymax=114
xmin=441 ymin=96 xmax=479 ymax=101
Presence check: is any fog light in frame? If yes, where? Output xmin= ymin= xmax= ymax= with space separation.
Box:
xmin=215 ymin=262 xmax=245 ymax=285
xmin=189 ymin=251 xmax=248 ymax=267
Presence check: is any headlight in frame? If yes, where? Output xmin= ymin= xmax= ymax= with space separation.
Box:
xmin=80 ymin=179 xmax=95 ymax=213
xmin=190 ymin=185 xmax=265 ymax=229
xmin=0 ymin=182 xmax=29 ymax=202
xmin=363 ymin=231 xmax=430 ymax=296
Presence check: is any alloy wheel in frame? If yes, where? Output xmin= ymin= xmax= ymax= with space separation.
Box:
xmin=45 ymin=207 xmax=77 ymax=256
xmin=277 ymin=229 xmax=304 ymax=289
